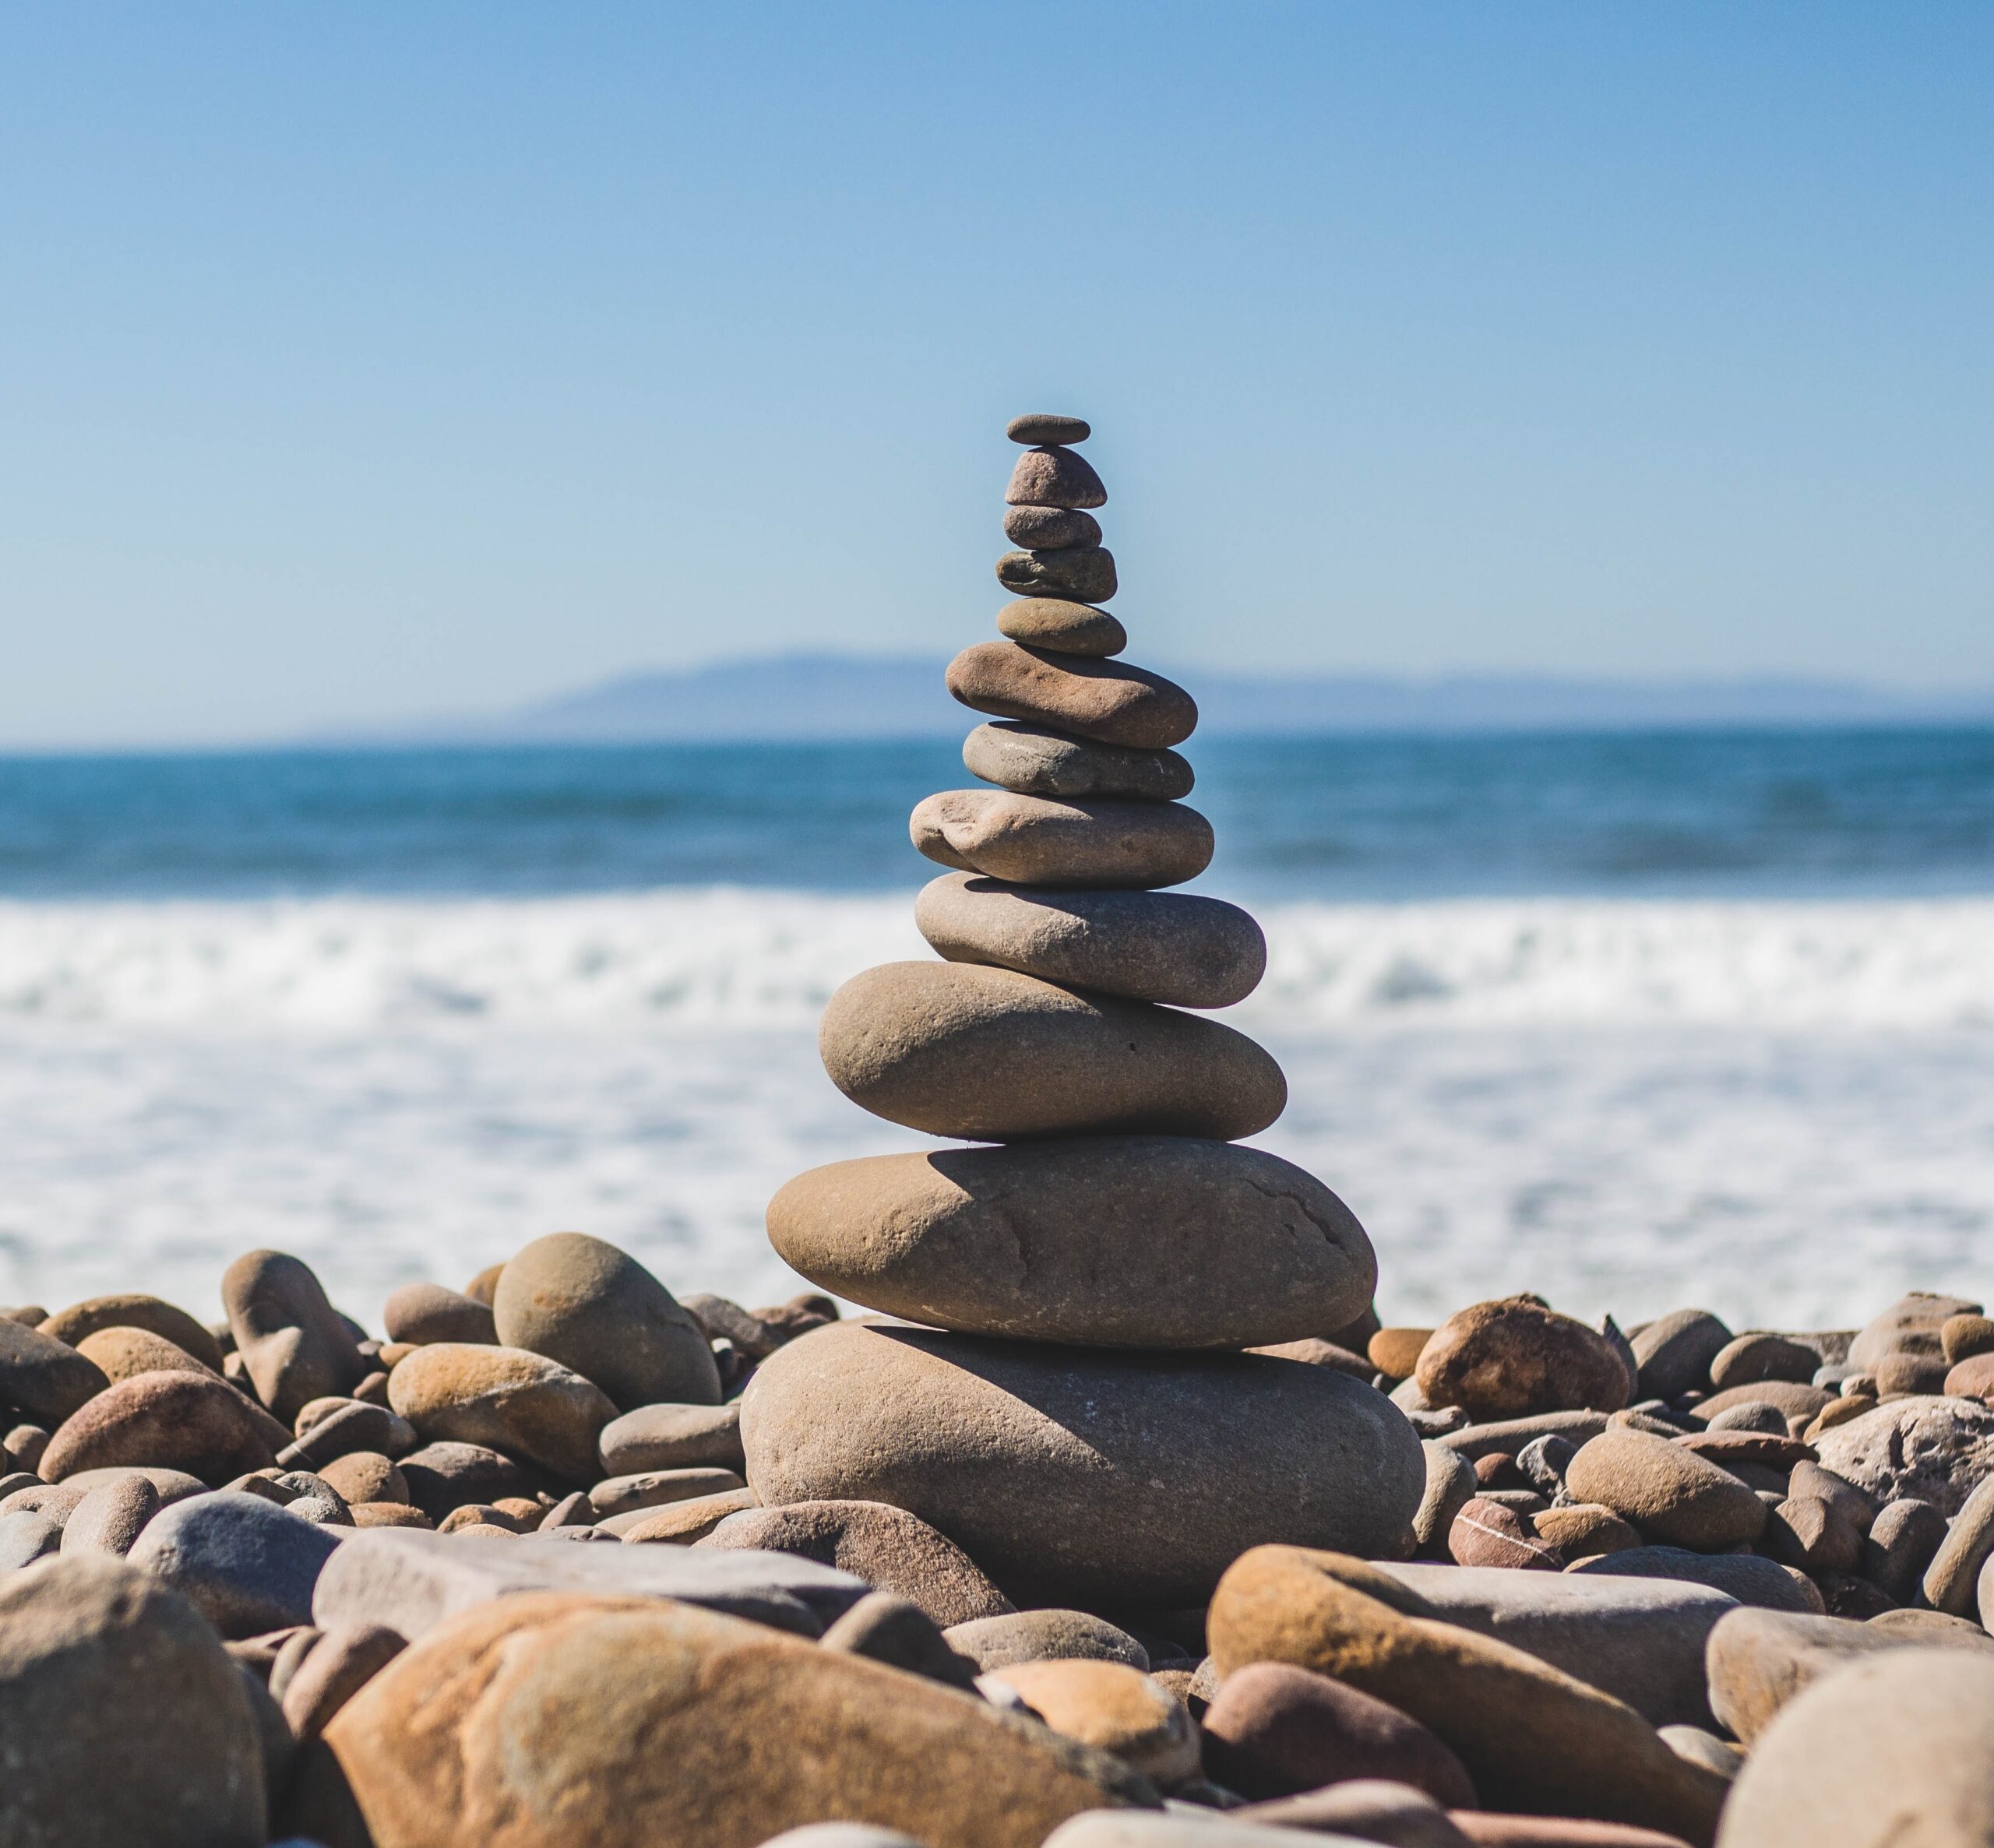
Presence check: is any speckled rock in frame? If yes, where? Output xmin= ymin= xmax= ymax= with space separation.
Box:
xmin=817 ymin=960 xmax=1283 ymax=1142
xmin=282 ymin=1593 xmax=1155 ymax=1847
xmin=41 ymin=1370 xmax=288 ymax=1486
xmin=1811 ymin=1396 xmax=1994 ymax=1516
xmin=41 ymin=1293 xmax=227 ymax=1371
xmin=1564 ymin=1430 xmax=1767 ymax=1551
xmin=491 ymin=1232 xmax=720 ymax=1411
xmin=946 ymin=643 xmax=1196 ymax=750
xmin=745 ymin=1323 xmax=1422 ymax=1607
xmin=1207 ymin=1547 xmax=1725 ymax=1844
xmin=1714 ymin=1649 xmax=1994 ymax=1846
xmin=766 ymin=1139 xmax=1375 ymax=1350
xmin=223 ymin=1250 xmax=368 ymax=1424
xmin=387 ymin=1343 xmax=617 ymax=1484
xmin=911 ymin=789 xmax=1214 ymax=889
xmin=1416 ymin=1301 xmax=1631 ymax=1423
xmin=997 ymin=544 xmax=1118 ymax=604
xmin=699 ymin=1499 xmax=1013 ymax=1626
xmin=0 ymin=1556 xmax=267 ymax=1846
xmin=915 ymin=873 xmax=1261 ymax=1007
xmin=1002 ymin=506 xmax=1105 ymax=552
xmin=1006 ymin=446 xmax=1108 ymax=509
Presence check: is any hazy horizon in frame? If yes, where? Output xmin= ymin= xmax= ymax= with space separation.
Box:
xmin=5 ymin=4 xmax=1992 ymax=748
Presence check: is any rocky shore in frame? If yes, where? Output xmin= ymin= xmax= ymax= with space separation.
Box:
xmin=2 ymin=417 xmax=1991 ymax=1847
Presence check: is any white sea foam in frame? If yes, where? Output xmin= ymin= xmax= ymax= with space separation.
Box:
xmin=0 ymin=889 xmax=1990 ymax=1327
xmin=2 ymin=889 xmax=1992 ymax=1030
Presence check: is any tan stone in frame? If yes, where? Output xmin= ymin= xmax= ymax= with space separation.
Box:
xmin=741 ymin=1322 xmax=1424 ymax=1607
xmin=615 ymin=1487 xmax=759 ymax=1544
xmin=386 ymin=1344 xmax=617 ymax=1484
xmin=1006 ymin=447 xmax=1107 ymax=509
xmin=282 ymin=1593 xmax=1154 ymax=1847
xmin=41 ymin=1370 xmax=289 ymax=1486
xmin=1416 ymin=1300 xmax=1631 ymax=1422
xmin=994 ymin=599 xmax=1124 ymax=656
xmin=1206 ymin=1547 xmax=1726 ymax=1846
xmin=994 ymin=1661 xmax=1200 ymax=1786
xmin=911 ymin=789 xmax=1213 ymax=889
xmin=915 ymin=873 xmax=1260 ymax=1007
xmin=818 ymin=961 xmax=1284 ymax=1142
xmin=41 ymin=1294 xmax=227 ymax=1371
xmin=766 ymin=1137 xmax=1375 ymax=1350
xmin=222 ymin=1249 xmax=367 ymax=1424
xmin=1563 ymin=1431 xmax=1767 ymax=1551
xmin=1371 ymin=1328 xmax=1436 ymax=1379
xmin=75 ymin=1324 xmax=218 ymax=1384
xmin=946 ymin=642 xmax=1196 ymax=749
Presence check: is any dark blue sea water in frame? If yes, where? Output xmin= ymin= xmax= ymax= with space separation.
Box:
xmin=2 ymin=727 xmax=1992 ymax=901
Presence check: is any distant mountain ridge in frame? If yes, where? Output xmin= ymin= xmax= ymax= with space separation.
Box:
xmin=351 ymin=651 xmax=1994 ymax=744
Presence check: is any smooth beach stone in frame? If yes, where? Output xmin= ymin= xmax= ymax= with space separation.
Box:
xmin=1707 ymin=1333 xmax=1820 ymax=1392
xmin=382 ymin=1282 xmax=497 ymax=1346
xmin=129 ymin=1490 xmax=344 ymax=1639
xmin=743 ymin=1322 xmax=1422 ymax=1607
xmin=1376 ymin=1561 xmax=1736 ymax=1730
xmin=911 ymin=789 xmax=1214 ymax=889
xmin=1416 ymin=1301 xmax=1632 ymax=1424
xmin=1201 ymin=1660 xmax=1475 ymax=1806
xmin=761 ymin=1831 xmax=928 ymax=1848
xmin=1629 ymin=1311 xmax=1734 ymax=1403
xmin=613 ymin=1486 xmax=759 ymax=1543
xmin=1714 ymin=1648 xmax=1994 ymax=1846
xmin=61 ymin=1463 xmax=207 ymax=1504
xmin=223 ymin=1248 xmax=368 ymax=1424
xmin=76 ymin=1323 xmax=219 ymax=1384
xmin=58 ymin=1473 xmax=160 ymax=1557
xmin=1372 ymin=1327 xmax=1436 ymax=1380
xmin=1563 ymin=1429 xmax=1767 ymax=1551
xmin=0 ymin=1315 xmax=110 ymax=1426
xmin=1007 ymin=445 xmax=1108 ymax=508
xmin=816 ymin=1586 xmax=981 ymax=1688
xmin=1811 ymin=1395 xmax=1994 ymax=1515
xmin=1448 ymin=1498 xmax=1562 ymax=1571
xmin=491 ymin=1230 xmax=721 ymax=1411
xmin=41 ymin=1369 xmax=288 ymax=1485
xmin=1533 ymin=1504 xmax=1643 ymax=1560
xmin=1686 ymin=1379 xmax=1832 ymax=1426
xmin=916 ymin=874 xmax=1261 ymax=1007
xmin=597 ymin=1399 xmax=745 ymax=1475
xmin=283 ymin=1593 xmax=1154 ymax=1848
xmin=1447 ymin=1822 xmax=1697 ymax=1846
xmin=1569 ymin=1546 xmax=1823 ymax=1613
xmin=699 ymin=1498 xmax=1014 ymax=1626
xmin=1045 ymin=1820 xmax=1338 ymax=1848
xmin=0 ymin=1557 xmax=267 ymax=1847
xmin=1705 ymin=1604 xmax=1994 ymax=1747
xmin=1659 ymin=1726 xmax=1742 ymax=1783
xmin=1003 ymin=505 xmax=1104 ymax=551
xmin=1206 ymin=1547 xmax=1727 ymax=1845
xmin=766 ymin=1137 xmax=1375 ymax=1350
xmin=280 ymin=1397 xmax=415 ymax=1470
xmin=387 ymin=1343 xmax=618 ymax=1484
xmin=1439 ymin=1412 xmax=1614 ymax=1462
xmin=993 ymin=1660 xmax=1200 ymax=1786
xmin=1872 ymin=1350 xmax=1952 ymax=1394
xmin=1944 ymin=1312 xmax=1994 ymax=1363
xmin=589 ymin=1465 xmax=747 ymax=1519
xmin=1945 ymin=1352 xmax=1994 ymax=1398
xmin=947 ymin=642 xmax=1196 ymax=749
xmin=1762 ymin=1494 xmax=1860 ymax=1575
xmin=351 ymin=1501 xmax=433 ymax=1529
xmin=1412 ymin=1442 xmax=1478 ymax=1556
xmin=0 ymin=1508 xmax=63 ymax=1568
xmin=817 ymin=961 xmax=1284 ymax=1142
xmin=318 ymin=1451 xmax=408 ymax=1505
xmin=395 ymin=1441 xmax=541 ymax=1520
xmin=279 ymin=1621 xmax=407 ymax=1741
xmin=41 ymin=1292 xmax=227 ymax=1371
xmin=945 ymin=1610 xmax=1151 ymax=1674
xmin=1847 ymin=1290 xmax=1982 ymax=1371
xmin=1008 ymin=412 xmax=1092 ymax=446
xmin=1862 ymin=1494 xmax=1946 ymax=1602
xmin=997 ymin=544 xmax=1119 ymax=604
xmin=1231 ymin=1782 xmax=1471 ymax=1846
xmin=964 ymin=722 xmax=1189 ymax=801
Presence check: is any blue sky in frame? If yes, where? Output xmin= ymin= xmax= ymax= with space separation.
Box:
xmin=3 ymin=4 xmax=1990 ymax=745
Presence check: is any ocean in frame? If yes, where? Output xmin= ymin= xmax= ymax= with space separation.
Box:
xmin=3 ymin=727 xmax=1992 ymax=1330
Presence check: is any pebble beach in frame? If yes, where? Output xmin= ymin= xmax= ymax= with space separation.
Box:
xmin=4 ymin=415 xmax=1993 ymax=1848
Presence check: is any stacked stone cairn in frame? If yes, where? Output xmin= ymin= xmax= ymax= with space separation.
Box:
xmin=749 ymin=410 xmax=1425 ymax=1613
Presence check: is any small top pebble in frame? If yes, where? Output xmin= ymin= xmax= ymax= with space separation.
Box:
xmin=1007 ymin=413 xmax=1090 ymax=446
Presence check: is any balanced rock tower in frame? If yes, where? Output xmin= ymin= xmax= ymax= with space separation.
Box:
xmin=742 ymin=414 xmax=1423 ymax=1610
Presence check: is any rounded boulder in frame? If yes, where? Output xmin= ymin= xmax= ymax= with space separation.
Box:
xmin=387 ymin=1343 xmax=618 ymax=1484
xmin=911 ymin=790 xmax=1213 ymax=889
xmin=41 ymin=1369 xmax=288 ymax=1486
xmin=1415 ymin=1299 xmax=1632 ymax=1422
xmin=766 ymin=1136 xmax=1375 ymax=1350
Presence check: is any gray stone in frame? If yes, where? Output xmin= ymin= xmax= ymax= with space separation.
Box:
xmin=946 ymin=642 xmax=1196 ymax=750
xmin=1813 ymin=1395 xmax=1994 ymax=1515
xmin=766 ymin=1137 xmax=1376 ymax=1350
xmin=491 ymin=1230 xmax=720 ymax=1412
xmin=1571 ymin=1545 xmax=1823 ymax=1613
xmin=699 ymin=1498 xmax=1013 ymax=1626
xmin=916 ymin=873 xmax=1261 ymax=1008
xmin=1229 ymin=1782 xmax=1470 ymax=1846
xmin=1847 ymin=1290 xmax=1982 ymax=1371
xmin=0 ymin=1556 xmax=266 ymax=1846
xmin=1715 ymin=1649 xmax=1994 ymax=1846
xmin=1008 ymin=413 xmax=1092 ymax=446
xmin=741 ymin=1320 xmax=1423 ymax=1607
xmin=816 ymin=959 xmax=1284 ymax=1142
xmin=963 ymin=722 xmax=1189 ymax=803
xmin=597 ymin=1400 xmax=745 ymax=1475
xmin=1002 ymin=505 xmax=1105 ymax=552
xmin=1411 ymin=1441 xmax=1478 ymax=1557
xmin=58 ymin=1473 xmax=160 ymax=1557
xmin=817 ymin=1587 xmax=982 ymax=1688
xmin=911 ymin=788 xmax=1214 ymax=889
xmin=994 ymin=593 xmax=1120 ymax=653
xmin=0 ymin=1508 xmax=62 ymax=1569
xmin=1630 ymin=1309 xmax=1734 ymax=1401
xmin=1709 ymin=1332 xmax=1822 ymax=1391
xmin=1377 ymin=1561 xmax=1735 ymax=1728
xmin=1438 ymin=1411 xmax=1612 ymax=1461
xmin=997 ymin=544 xmax=1118 ymax=604
xmin=1043 ymin=1818 xmax=1330 ymax=1846
xmin=308 ymin=1526 xmax=869 ymax=1640
xmin=946 ymin=1609 xmax=1150 ymax=1673
xmin=1006 ymin=446 xmax=1106 ymax=509
xmin=128 ymin=1490 xmax=343 ymax=1639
